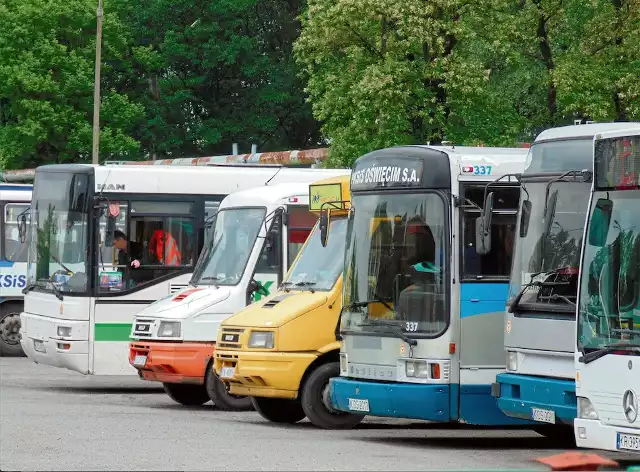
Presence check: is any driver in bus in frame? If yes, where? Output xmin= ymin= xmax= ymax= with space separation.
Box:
xmin=114 ymin=230 xmax=144 ymax=269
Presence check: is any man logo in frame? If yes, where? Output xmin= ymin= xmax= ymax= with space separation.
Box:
xmin=622 ymin=390 xmax=638 ymax=424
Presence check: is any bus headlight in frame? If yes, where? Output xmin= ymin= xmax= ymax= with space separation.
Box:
xmin=57 ymin=326 xmax=72 ymax=337
xmin=405 ymin=361 xmax=429 ymax=378
xmin=157 ymin=321 xmax=181 ymax=338
xmin=506 ymin=351 xmax=518 ymax=371
xmin=577 ymin=397 xmax=599 ymax=420
xmin=248 ymin=331 xmax=274 ymax=349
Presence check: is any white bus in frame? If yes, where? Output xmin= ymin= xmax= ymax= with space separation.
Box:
xmin=0 ymin=183 xmax=32 ymax=356
xmin=575 ymin=127 xmax=640 ymax=454
xmin=19 ymin=163 xmax=347 ymax=375
xmin=129 ymin=177 xmax=347 ymax=409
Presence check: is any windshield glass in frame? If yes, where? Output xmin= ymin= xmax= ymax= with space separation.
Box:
xmin=509 ymin=140 xmax=593 ymax=314
xmin=341 ymin=192 xmax=447 ymax=336
xmin=27 ymin=171 xmax=91 ymax=294
xmin=283 ymin=216 xmax=347 ymax=291
xmin=578 ymin=190 xmax=640 ymax=351
xmin=191 ymin=207 xmax=266 ymax=286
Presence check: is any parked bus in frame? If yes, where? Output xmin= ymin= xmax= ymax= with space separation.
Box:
xmin=215 ymin=175 xmax=364 ymax=428
xmin=574 ymin=127 xmax=640 ymax=454
xmin=0 ymin=183 xmax=32 ymax=356
xmin=19 ymin=163 xmax=346 ymax=375
xmin=491 ymin=123 xmax=640 ymax=441
xmin=329 ymin=145 xmax=530 ymax=426
xmin=129 ymin=174 xmax=349 ymax=409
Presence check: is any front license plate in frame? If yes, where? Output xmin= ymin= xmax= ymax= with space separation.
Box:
xmin=132 ymin=354 xmax=147 ymax=368
xmin=220 ymin=366 xmax=235 ymax=379
xmin=617 ymin=432 xmax=640 ymax=452
xmin=531 ymin=407 xmax=555 ymax=424
xmin=33 ymin=340 xmax=46 ymax=353
xmin=348 ymin=398 xmax=370 ymax=412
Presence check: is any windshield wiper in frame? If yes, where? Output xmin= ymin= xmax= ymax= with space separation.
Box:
xmin=22 ymin=279 xmax=63 ymax=300
xmin=579 ymin=342 xmax=640 ymax=364
xmin=356 ymin=319 xmax=417 ymax=346
xmin=508 ymin=267 xmax=576 ymax=313
xmin=294 ymin=281 xmax=316 ymax=293
xmin=538 ymin=293 xmax=576 ymax=308
xmin=344 ymin=297 xmax=393 ymax=312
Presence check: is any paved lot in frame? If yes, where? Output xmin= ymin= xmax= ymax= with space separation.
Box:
xmin=1 ymin=358 xmax=637 ymax=471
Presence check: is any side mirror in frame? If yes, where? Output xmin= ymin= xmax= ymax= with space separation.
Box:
xmin=105 ymin=215 xmax=116 ymax=247
xmin=319 ymin=210 xmax=330 ymax=247
xmin=588 ymin=198 xmax=613 ymax=247
xmin=542 ymin=189 xmax=558 ymax=236
xmin=475 ymin=192 xmax=494 ymax=255
xmin=519 ymin=200 xmax=532 ymax=238
xmin=18 ymin=214 xmax=27 ymax=243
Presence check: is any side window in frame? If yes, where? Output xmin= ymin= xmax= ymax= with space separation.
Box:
xmin=286 ymin=206 xmax=317 ymax=268
xmin=3 ymin=203 xmax=30 ymax=262
xmin=204 ymin=200 xmax=221 ymax=246
xmin=97 ymin=201 xmax=130 ymax=292
xmin=461 ymin=185 xmax=518 ymax=279
xmin=255 ymin=214 xmax=282 ymax=276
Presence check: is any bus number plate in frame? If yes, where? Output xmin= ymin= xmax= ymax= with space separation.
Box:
xmin=617 ymin=432 xmax=640 ymax=452
xmin=531 ymin=407 xmax=555 ymax=424
xmin=220 ymin=367 xmax=235 ymax=379
xmin=348 ymin=398 xmax=370 ymax=412
xmin=132 ymin=355 xmax=147 ymax=367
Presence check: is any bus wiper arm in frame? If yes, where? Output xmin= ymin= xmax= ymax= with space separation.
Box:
xmin=21 ymin=279 xmax=63 ymax=301
xmin=540 ymin=293 xmax=576 ymax=308
xmin=508 ymin=267 xmax=575 ymax=313
xmin=294 ymin=281 xmax=316 ymax=293
xmin=579 ymin=342 xmax=640 ymax=364
xmin=345 ymin=297 xmax=393 ymax=311
xmin=357 ymin=319 xmax=417 ymax=346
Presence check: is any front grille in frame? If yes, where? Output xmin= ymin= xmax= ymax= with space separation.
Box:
xmin=169 ymin=283 xmax=188 ymax=294
xmin=590 ymin=390 xmax=629 ymax=427
xmin=219 ymin=327 xmax=244 ymax=349
xmin=133 ymin=318 xmax=154 ymax=337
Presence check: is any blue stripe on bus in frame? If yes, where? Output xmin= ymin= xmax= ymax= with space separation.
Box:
xmin=0 ymin=184 xmax=32 ymax=191
xmin=460 ymin=282 xmax=509 ymax=318
xmin=0 ymin=259 xmax=16 ymax=268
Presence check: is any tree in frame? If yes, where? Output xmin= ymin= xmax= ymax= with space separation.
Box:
xmin=0 ymin=0 xmax=145 ymax=169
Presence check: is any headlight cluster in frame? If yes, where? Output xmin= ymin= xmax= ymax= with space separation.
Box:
xmin=405 ymin=360 xmax=429 ymax=378
xmin=577 ymin=397 xmax=599 ymax=420
xmin=248 ymin=331 xmax=274 ymax=349
xmin=158 ymin=321 xmax=181 ymax=338
xmin=506 ymin=351 xmax=518 ymax=371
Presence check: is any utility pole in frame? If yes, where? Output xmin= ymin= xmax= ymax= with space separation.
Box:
xmin=91 ymin=0 xmax=103 ymax=165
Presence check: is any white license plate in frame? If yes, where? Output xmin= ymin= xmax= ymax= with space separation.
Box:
xmin=132 ymin=354 xmax=147 ymax=368
xmin=531 ymin=407 xmax=555 ymax=424
xmin=617 ymin=432 xmax=640 ymax=452
xmin=220 ymin=366 xmax=235 ymax=379
xmin=33 ymin=340 xmax=46 ymax=353
xmin=348 ymin=398 xmax=370 ymax=412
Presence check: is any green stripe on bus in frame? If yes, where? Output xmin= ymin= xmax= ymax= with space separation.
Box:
xmin=94 ymin=323 xmax=132 ymax=342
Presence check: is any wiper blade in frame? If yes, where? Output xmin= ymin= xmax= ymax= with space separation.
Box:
xmin=199 ymin=276 xmax=218 ymax=281
xmin=344 ymin=297 xmax=393 ymax=311
xmin=508 ymin=267 xmax=577 ymax=313
xmin=21 ymin=280 xmax=63 ymax=301
xmin=538 ymin=293 xmax=576 ymax=308
xmin=357 ymin=319 xmax=417 ymax=346
xmin=294 ymin=281 xmax=316 ymax=293
xmin=579 ymin=342 xmax=640 ymax=364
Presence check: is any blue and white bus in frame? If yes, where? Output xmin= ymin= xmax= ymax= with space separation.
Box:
xmin=1 ymin=183 xmax=32 ymax=356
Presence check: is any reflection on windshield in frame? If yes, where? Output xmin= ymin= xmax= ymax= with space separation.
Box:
xmin=283 ymin=217 xmax=347 ymax=291
xmin=341 ymin=193 xmax=447 ymax=335
xmin=578 ymin=191 xmax=640 ymax=351
xmin=191 ymin=208 xmax=266 ymax=286
xmin=27 ymin=172 xmax=90 ymax=294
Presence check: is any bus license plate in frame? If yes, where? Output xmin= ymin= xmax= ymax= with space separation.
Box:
xmin=34 ymin=340 xmax=46 ymax=353
xmin=348 ymin=398 xmax=370 ymax=412
xmin=132 ymin=355 xmax=147 ymax=368
xmin=220 ymin=367 xmax=235 ymax=379
xmin=531 ymin=407 xmax=555 ymax=424
xmin=617 ymin=432 xmax=640 ymax=452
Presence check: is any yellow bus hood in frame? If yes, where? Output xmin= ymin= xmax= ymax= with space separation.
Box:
xmin=222 ymin=291 xmax=328 ymax=328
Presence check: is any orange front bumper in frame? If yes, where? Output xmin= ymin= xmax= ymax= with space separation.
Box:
xmin=129 ymin=341 xmax=215 ymax=385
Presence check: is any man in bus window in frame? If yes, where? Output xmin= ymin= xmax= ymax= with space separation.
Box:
xmin=114 ymin=230 xmax=143 ymax=269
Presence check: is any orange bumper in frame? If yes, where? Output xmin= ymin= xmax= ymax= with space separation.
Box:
xmin=129 ymin=341 xmax=215 ymax=385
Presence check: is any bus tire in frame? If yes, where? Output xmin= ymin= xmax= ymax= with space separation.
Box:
xmin=533 ymin=425 xmax=576 ymax=447
xmin=0 ymin=303 xmax=25 ymax=357
xmin=162 ymin=382 xmax=210 ymax=406
xmin=205 ymin=367 xmax=253 ymax=411
xmin=301 ymin=362 xmax=364 ymax=429
xmin=251 ymin=396 xmax=306 ymax=424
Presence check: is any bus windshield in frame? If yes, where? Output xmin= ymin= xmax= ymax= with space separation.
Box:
xmin=27 ymin=171 xmax=91 ymax=294
xmin=508 ymin=140 xmax=593 ymax=314
xmin=341 ymin=192 xmax=447 ymax=335
xmin=191 ymin=207 xmax=266 ymax=286
xmin=283 ymin=216 xmax=347 ymax=292
xmin=578 ymin=192 xmax=640 ymax=351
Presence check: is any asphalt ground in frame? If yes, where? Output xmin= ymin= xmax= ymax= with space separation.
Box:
xmin=1 ymin=358 xmax=638 ymax=471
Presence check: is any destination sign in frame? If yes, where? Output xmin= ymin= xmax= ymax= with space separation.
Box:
xmin=351 ymin=158 xmax=423 ymax=191
xmin=595 ymin=135 xmax=640 ymax=189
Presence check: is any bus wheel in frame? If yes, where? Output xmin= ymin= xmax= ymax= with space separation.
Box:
xmin=162 ymin=383 xmax=210 ymax=406
xmin=0 ymin=305 xmax=25 ymax=357
xmin=301 ymin=362 xmax=364 ymax=429
xmin=251 ymin=396 xmax=306 ymax=424
xmin=205 ymin=367 xmax=253 ymax=411
xmin=533 ymin=425 xmax=576 ymax=447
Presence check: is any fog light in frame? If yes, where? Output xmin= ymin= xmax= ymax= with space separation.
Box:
xmin=57 ymin=326 xmax=71 ymax=337
xmin=577 ymin=397 xmax=599 ymax=420
xmin=577 ymin=426 xmax=587 ymax=439
xmin=339 ymin=353 xmax=348 ymax=375
xmin=507 ymin=351 xmax=518 ymax=371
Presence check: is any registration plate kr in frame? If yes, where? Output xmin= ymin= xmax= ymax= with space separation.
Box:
xmin=220 ymin=366 xmax=235 ymax=379
xmin=132 ymin=354 xmax=147 ymax=368
xmin=348 ymin=398 xmax=370 ymax=412
xmin=617 ymin=432 xmax=640 ymax=452
xmin=33 ymin=339 xmax=46 ymax=353
xmin=531 ymin=407 xmax=555 ymax=424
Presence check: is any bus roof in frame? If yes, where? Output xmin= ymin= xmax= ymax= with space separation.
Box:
xmin=594 ymin=125 xmax=640 ymax=141
xmin=535 ymin=122 xmax=640 ymax=143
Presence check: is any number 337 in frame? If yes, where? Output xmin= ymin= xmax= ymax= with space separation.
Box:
xmin=474 ymin=165 xmax=492 ymax=175
xmin=405 ymin=322 xmax=418 ymax=332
